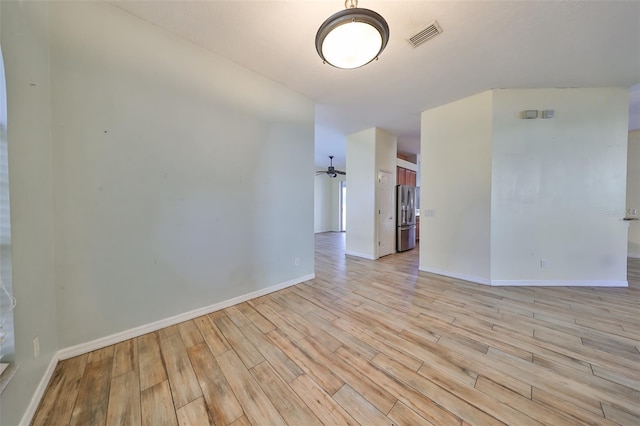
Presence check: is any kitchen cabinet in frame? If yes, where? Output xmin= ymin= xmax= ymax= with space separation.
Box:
xmin=407 ymin=170 xmax=416 ymax=186
xmin=397 ymin=166 xmax=416 ymax=186
xmin=397 ymin=167 xmax=407 ymax=186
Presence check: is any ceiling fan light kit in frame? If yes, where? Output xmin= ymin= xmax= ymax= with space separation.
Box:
xmin=316 ymin=0 xmax=389 ymax=69
xmin=316 ymin=155 xmax=346 ymax=178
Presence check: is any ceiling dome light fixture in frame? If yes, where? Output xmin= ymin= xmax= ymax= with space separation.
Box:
xmin=316 ymin=0 xmax=389 ymax=69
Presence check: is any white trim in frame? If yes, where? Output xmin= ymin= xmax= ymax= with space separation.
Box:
xmin=57 ymin=273 xmax=314 ymax=361
xmin=397 ymin=158 xmax=418 ymax=172
xmin=0 ymin=363 xmax=18 ymax=394
xmin=418 ymin=266 xmax=629 ymax=288
xmin=20 ymin=273 xmax=315 ymax=425
xmin=345 ymin=251 xmax=376 ymax=260
xmin=418 ymin=266 xmax=490 ymax=286
xmin=490 ymin=279 xmax=628 ymax=287
xmin=19 ymin=356 xmax=57 ymax=426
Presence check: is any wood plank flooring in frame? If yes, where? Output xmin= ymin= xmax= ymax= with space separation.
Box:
xmin=32 ymin=232 xmax=640 ymax=425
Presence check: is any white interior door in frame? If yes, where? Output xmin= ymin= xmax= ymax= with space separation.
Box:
xmin=377 ymin=171 xmax=395 ymax=257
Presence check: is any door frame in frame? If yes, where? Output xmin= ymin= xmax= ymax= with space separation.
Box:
xmin=339 ymin=180 xmax=346 ymax=232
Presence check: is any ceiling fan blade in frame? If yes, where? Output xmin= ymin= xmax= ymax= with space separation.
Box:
xmin=318 ymin=156 xmax=344 ymax=177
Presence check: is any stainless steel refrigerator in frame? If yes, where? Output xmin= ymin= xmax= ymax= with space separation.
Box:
xmin=397 ymin=185 xmax=416 ymax=252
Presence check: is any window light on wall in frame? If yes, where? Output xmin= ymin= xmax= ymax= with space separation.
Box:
xmin=0 ymin=45 xmax=15 ymax=381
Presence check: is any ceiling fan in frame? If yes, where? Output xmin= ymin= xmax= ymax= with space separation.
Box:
xmin=315 ymin=155 xmax=346 ymax=178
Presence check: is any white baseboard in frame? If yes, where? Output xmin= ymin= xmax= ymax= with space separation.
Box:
xmin=490 ymin=279 xmax=628 ymax=287
xmin=418 ymin=266 xmax=490 ymax=286
xmin=19 ymin=355 xmax=58 ymax=426
xmin=418 ymin=266 xmax=628 ymax=288
xmin=58 ymin=273 xmax=314 ymax=360
xmin=0 ymin=363 xmax=18 ymax=395
xmin=345 ymin=251 xmax=376 ymax=260
xmin=21 ymin=273 xmax=314 ymax=426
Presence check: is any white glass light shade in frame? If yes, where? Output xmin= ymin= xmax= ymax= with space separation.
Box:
xmin=316 ymin=8 xmax=389 ymax=69
xmin=321 ymin=22 xmax=382 ymax=69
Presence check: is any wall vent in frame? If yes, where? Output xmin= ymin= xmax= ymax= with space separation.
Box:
xmin=409 ymin=21 xmax=443 ymax=47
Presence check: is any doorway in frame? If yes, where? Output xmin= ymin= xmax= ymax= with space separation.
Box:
xmin=339 ymin=181 xmax=347 ymax=232
xmin=377 ymin=170 xmax=395 ymax=257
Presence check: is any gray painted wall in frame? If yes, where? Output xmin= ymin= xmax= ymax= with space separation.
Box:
xmin=1 ymin=1 xmax=315 ymax=423
xmin=1 ymin=2 xmax=58 ymax=426
xmin=49 ymin=0 xmax=314 ymax=349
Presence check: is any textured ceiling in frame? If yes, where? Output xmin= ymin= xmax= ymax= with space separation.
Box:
xmin=111 ymin=1 xmax=640 ymax=169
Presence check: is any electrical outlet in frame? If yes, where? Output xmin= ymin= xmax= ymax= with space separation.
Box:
xmin=33 ymin=336 xmax=40 ymax=358
xmin=294 ymin=257 xmax=300 ymax=266
xmin=540 ymin=259 xmax=547 ymax=269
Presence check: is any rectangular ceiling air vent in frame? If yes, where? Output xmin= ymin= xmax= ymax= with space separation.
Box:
xmin=409 ymin=21 xmax=443 ymax=47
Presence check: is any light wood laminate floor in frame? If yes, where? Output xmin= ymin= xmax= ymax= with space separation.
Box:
xmin=33 ymin=232 xmax=640 ymax=425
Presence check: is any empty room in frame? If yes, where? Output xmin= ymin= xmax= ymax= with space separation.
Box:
xmin=0 ymin=1 xmax=639 ymax=425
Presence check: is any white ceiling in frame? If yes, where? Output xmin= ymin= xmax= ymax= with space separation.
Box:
xmin=111 ymin=1 xmax=640 ymax=170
